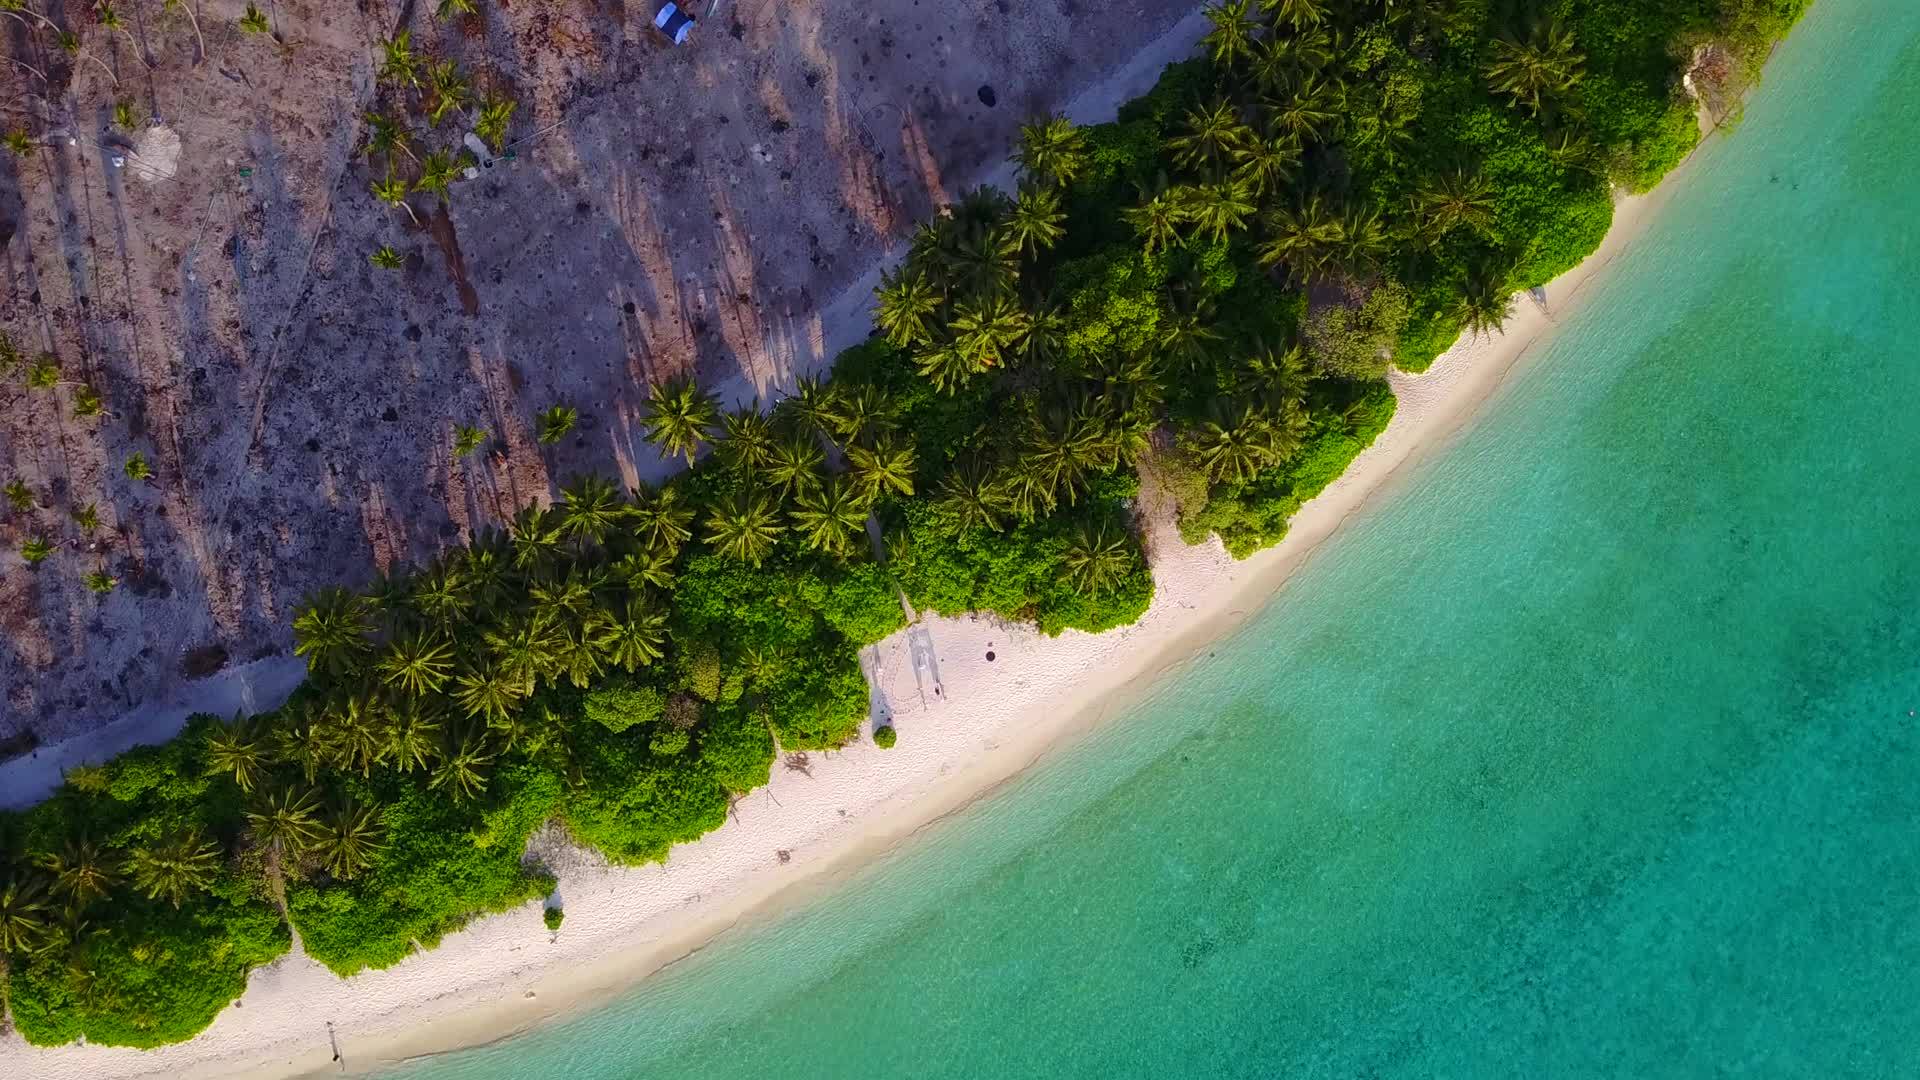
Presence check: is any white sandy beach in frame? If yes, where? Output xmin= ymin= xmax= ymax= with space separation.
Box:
xmin=0 ymin=10 xmax=1718 ymax=1076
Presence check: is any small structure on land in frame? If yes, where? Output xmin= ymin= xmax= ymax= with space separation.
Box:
xmin=655 ymin=2 xmax=695 ymax=44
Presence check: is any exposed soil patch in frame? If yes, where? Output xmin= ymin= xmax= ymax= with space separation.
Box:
xmin=427 ymin=203 xmax=481 ymax=316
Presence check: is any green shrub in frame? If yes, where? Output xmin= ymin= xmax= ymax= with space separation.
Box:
xmin=872 ymin=725 xmax=897 ymax=750
xmin=543 ymin=906 xmax=564 ymax=931
xmin=648 ymin=728 xmax=691 ymax=756
xmin=583 ymin=680 xmax=665 ymax=733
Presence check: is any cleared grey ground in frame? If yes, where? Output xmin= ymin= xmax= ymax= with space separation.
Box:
xmin=0 ymin=0 xmax=1196 ymax=746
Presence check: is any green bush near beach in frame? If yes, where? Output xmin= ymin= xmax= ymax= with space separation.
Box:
xmin=873 ymin=726 xmax=898 ymax=750
xmin=0 ymin=0 xmax=1813 ymax=1049
xmin=543 ymin=907 xmax=564 ymax=932
xmin=0 ymin=722 xmax=290 ymax=1047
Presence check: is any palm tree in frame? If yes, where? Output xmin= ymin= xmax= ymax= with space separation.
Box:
xmin=1180 ymin=181 xmax=1258 ymax=245
xmin=509 ymin=505 xmax=563 ymax=571
xmin=487 ymin=611 xmax=565 ymax=691
xmin=995 ymin=460 xmax=1057 ymax=521
xmin=1545 ymin=125 xmax=1602 ymax=175
xmin=271 ymin=706 xmax=329 ymax=785
xmin=1006 ymin=184 xmax=1066 ymax=257
xmin=785 ymin=374 xmax=845 ymax=438
xmin=558 ymin=474 xmax=623 ymax=548
xmin=323 ymin=695 xmax=388 ymax=778
xmin=1246 ymin=37 xmax=1293 ymax=93
xmin=416 ymin=150 xmax=468 ymax=201
xmin=1013 ymin=114 xmax=1088 ymax=188
xmin=1262 ymin=0 xmax=1325 ymax=31
xmin=453 ymin=659 xmax=526 ymax=724
xmin=874 ymin=268 xmax=942 ymax=348
xmin=948 ymin=292 xmax=1031 ymax=370
xmin=429 ymin=726 xmax=495 ymax=803
xmin=485 ymin=701 xmax=549 ymax=758
xmin=35 ymin=841 xmax=116 ymax=906
xmin=378 ymin=631 xmax=455 ymax=697
xmin=833 ymin=385 xmax=897 ymax=446
xmin=292 ymin=587 xmax=372 ymax=678
xmin=1229 ymin=134 xmax=1300 ymax=196
xmin=0 ymin=0 xmax=61 ymax=34
xmin=914 ymin=343 xmax=981 ymax=395
xmin=447 ymin=420 xmax=487 ymax=453
xmin=789 ymin=476 xmax=871 ymax=557
xmin=362 ymin=568 xmax=414 ymax=633
xmin=1454 ymin=263 xmax=1516 ymax=336
xmin=1063 ymin=523 xmax=1132 ymax=596
xmin=204 ymin=713 xmax=269 ymax=793
xmin=1184 ymin=405 xmax=1281 ymax=484
xmin=1483 ymin=19 xmax=1584 ymax=116
xmin=371 ymin=172 xmax=420 ymax=226
xmin=641 ymin=376 xmax=719 ymax=465
xmin=603 ymin=597 xmax=668 ymax=671
xmin=1022 ymin=301 xmax=1068 ymax=368
xmin=0 ymin=872 xmax=47 ymax=954
xmin=246 ymin=786 xmax=324 ymax=862
xmin=363 ymin=112 xmax=414 ymax=164
xmin=459 ymin=535 xmax=512 ymax=609
xmin=1202 ymin=0 xmax=1258 ymax=68
xmin=1169 ymin=100 xmax=1249 ymax=173
xmin=934 ymin=458 xmax=1008 ymax=534
xmin=474 ymin=95 xmax=516 ymax=153
xmin=1258 ymin=194 xmax=1345 ymax=280
xmin=529 ymin=567 xmax=599 ymax=623
xmin=1337 ymin=202 xmax=1390 ymax=277
xmin=1019 ymin=406 xmax=1106 ymax=507
xmin=938 ymin=214 xmax=1021 ymax=299
xmin=408 ymin=561 xmax=473 ymax=631
xmin=765 ymin=432 xmax=826 ymax=497
xmin=613 ymin=546 xmax=677 ymax=590
xmin=553 ymin=618 xmax=609 ymax=690
xmin=629 ymin=483 xmax=696 ymax=553
xmin=704 ymin=488 xmax=785 ymax=565
xmin=1262 ymin=72 xmax=1342 ymax=144
xmin=384 ymin=699 xmax=442 ymax=773
xmin=846 ymin=434 xmax=917 ymax=501
xmin=93 ymin=2 xmax=152 ymax=67
xmin=1237 ymin=342 xmax=1312 ymax=412
xmin=1123 ymin=188 xmax=1184 ymax=256
xmin=537 ymin=404 xmax=578 ymax=445
xmin=715 ymin=406 xmax=775 ymax=470
xmin=126 ymin=830 xmax=221 ymax=908
xmin=1161 ymin=296 xmax=1223 ymax=369
xmin=426 ymin=60 xmax=473 ymax=126
xmin=377 ymin=31 xmax=421 ymax=89
xmin=1413 ymin=169 xmax=1496 ymax=243
xmin=1267 ymin=399 xmax=1310 ymax=464
xmin=314 ymin=799 xmax=387 ymax=881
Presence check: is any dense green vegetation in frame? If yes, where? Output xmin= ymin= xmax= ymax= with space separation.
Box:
xmin=0 ymin=0 xmax=1809 ymax=1049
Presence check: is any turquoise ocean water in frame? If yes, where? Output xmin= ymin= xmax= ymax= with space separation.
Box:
xmin=391 ymin=4 xmax=1920 ymax=1076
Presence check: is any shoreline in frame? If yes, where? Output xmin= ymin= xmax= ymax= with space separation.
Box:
xmin=0 ymin=14 xmax=1724 ymax=1080
xmin=0 ymin=155 xmax=1700 ymax=1080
